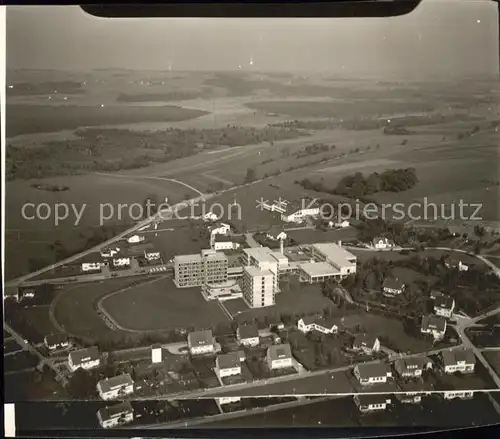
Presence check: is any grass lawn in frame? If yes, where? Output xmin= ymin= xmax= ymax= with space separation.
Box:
xmin=226 ymin=284 xmax=335 ymax=324
xmin=52 ymin=277 xmax=148 ymax=339
xmin=10 ymin=306 xmax=59 ymax=342
xmin=100 ymin=277 xmax=230 ymax=331
xmin=483 ymin=351 xmax=500 ymax=377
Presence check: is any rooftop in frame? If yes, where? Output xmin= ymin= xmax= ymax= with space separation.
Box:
xmin=299 ymin=261 xmax=340 ymax=277
xmin=244 ymin=266 xmax=274 ymax=277
xmin=356 ymin=362 xmax=391 ymax=379
xmin=98 ymin=374 xmax=134 ymax=394
xmin=382 ymin=277 xmax=405 ymax=291
xmin=238 ymin=324 xmax=259 ymax=339
xmin=243 ymin=247 xmax=278 ymax=263
xmin=44 ymin=333 xmax=69 ymax=346
xmin=268 ymin=343 xmax=292 ymax=361
xmin=217 ymin=352 xmax=241 ymax=370
xmin=355 ymin=393 xmax=391 ymax=405
xmin=188 ymin=329 xmax=214 ymax=347
xmin=434 ymin=295 xmax=455 ymax=310
xmin=312 ymin=242 xmax=357 ymax=267
xmin=394 ymin=356 xmax=430 ymax=372
xmin=69 ymin=346 xmax=99 ymax=365
xmin=442 ymin=348 xmax=476 ymax=367
xmin=353 ymin=333 xmax=379 ymax=349
xmin=98 ymin=402 xmax=133 ymax=422
xmin=421 ymin=315 xmax=446 ymax=332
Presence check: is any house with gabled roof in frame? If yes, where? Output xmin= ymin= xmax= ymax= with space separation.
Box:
xmin=420 ymin=315 xmax=447 ymax=340
xmin=187 ymin=329 xmax=215 ymax=355
xmin=236 ymin=324 xmax=260 ymax=347
xmin=354 ymin=394 xmax=391 ymax=413
xmin=354 ymin=362 xmax=392 ymax=385
xmin=382 ymin=277 xmax=405 ymax=296
xmin=97 ymin=402 xmax=134 ymax=429
xmin=267 ymin=344 xmax=293 ymax=370
xmin=433 ymin=295 xmax=455 ymax=319
xmin=441 ymin=348 xmax=476 ymax=374
xmin=97 ymin=374 xmax=134 ymax=400
xmin=216 ymin=352 xmax=241 ymax=378
xmin=297 ymin=316 xmax=339 ymax=335
xmin=68 ymin=346 xmax=100 ymax=372
xmin=352 ymin=334 xmax=381 ymax=355
xmin=394 ymin=356 xmax=432 ymax=378
xmin=44 ymin=333 xmax=70 ymax=352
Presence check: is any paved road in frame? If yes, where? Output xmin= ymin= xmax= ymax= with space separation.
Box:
xmin=245 ymin=233 xmax=261 ymax=249
xmin=134 ymin=345 xmax=461 ymax=401
xmin=3 ymin=322 xmax=68 ymax=385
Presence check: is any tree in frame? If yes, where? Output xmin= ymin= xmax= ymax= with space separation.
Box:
xmin=245 ymin=167 xmax=257 ymax=183
xmin=142 ymin=193 xmax=160 ymax=219
xmin=66 ymin=369 xmax=96 ymax=399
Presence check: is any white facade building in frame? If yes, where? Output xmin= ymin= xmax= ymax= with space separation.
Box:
xmin=242 ymin=266 xmax=276 ymax=308
xmin=127 ymin=235 xmax=145 ymax=244
xmin=267 ymin=344 xmax=293 ymax=370
xmin=443 ymin=390 xmax=474 ymax=400
xmin=354 ymin=363 xmax=392 ymax=386
xmin=373 ymin=237 xmax=392 ymax=250
xmin=81 ymin=262 xmax=102 ymax=272
xmin=97 ymin=402 xmax=134 ymax=429
xmin=311 ymin=242 xmax=357 ymax=277
xmin=218 ymin=396 xmax=242 ymax=405
xmin=442 ymin=349 xmax=476 ymax=374
xmin=68 ymin=346 xmax=100 ymax=372
xmin=433 ymin=295 xmax=455 ymax=319
xmin=113 ymin=257 xmax=131 ymax=267
xmin=151 ymin=344 xmax=163 ymax=363
xmin=297 ymin=317 xmax=338 ymax=335
xmin=187 ymin=330 xmax=215 ymax=355
xmin=97 ymin=374 xmax=134 ymax=400
xmin=354 ymin=394 xmax=391 ymax=413
xmin=216 ymin=352 xmax=241 ymax=378
xmin=236 ymin=325 xmax=260 ymax=347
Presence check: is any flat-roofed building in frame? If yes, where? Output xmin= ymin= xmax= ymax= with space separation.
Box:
xmin=174 ymin=249 xmax=228 ymax=288
xmin=242 ymin=266 xmax=276 ymax=308
xmin=311 ymin=242 xmax=357 ymax=277
xmin=298 ymin=261 xmax=340 ymax=283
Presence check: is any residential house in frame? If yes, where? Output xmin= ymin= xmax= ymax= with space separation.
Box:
xmin=443 ymin=390 xmax=475 ymax=400
xmin=97 ymin=374 xmax=135 ymax=400
xmin=68 ymin=346 xmax=100 ymax=372
xmin=354 ymin=362 xmax=392 ymax=385
xmin=4 ymin=286 xmax=19 ymax=302
xmin=267 ymin=316 xmax=285 ymax=331
xmin=213 ymin=234 xmax=240 ymax=251
xmin=100 ymin=247 xmax=119 ymax=258
xmin=144 ymin=249 xmax=161 ymax=261
xmin=430 ymin=290 xmax=443 ymax=300
xmin=81 ymin=261 xmax=102 ymax=272
xmin=187 ymin=330 xmax=215 ymax=355
xmin=354 ymin=394 xmax=391 ymax=413
xmin=20 ymin=288 xmax=36 ymax=300
xmin=44 ymin=333 xmax=70 ymax=352
xmin=127 ymin=234 xmax=145 ymax=244
xmin=281 ymin=199 xmax=320 ymax=223
xmin=421 ymin=315 xmax=447 ymax=340
xmin=203 ymin=212 xmax=218 ymax=222
xmin=352 ymin=334 xmax=381 ymax=355
xmin=458 ymin=261 xmax=469 ymax=272
xmin=433 ymin=295 xmax=455 ymax=319
xmin=112 ymin=257 xmax=131 ymax=267
xmin=297 ymin=316 xmax=338 ymax=335
xmin=328 ymin=219 xmax=350 ymax=229
xmin=218 ymin=396 xmax=241 ymax=405
xmin=236 ymin=324 xmax=260 ymax=347
xmin=441 ymin=348 xmax=476 ymax=374
xmin=216 ymin=352 xmax=241 ymax=378
xmin=373 ymin=237 xmax=392 ymax=250
xmin=97 ymin=402 xmax=134 ymax=429
xmin=210 ymin=223 xmax=231 ymax=236
xmin=266 ymin=227 xmax=287 ymax=241
xmin=267 ymin=344 xmax=293 ymax=370
xmin=394 ymin=356 xmax=432 ymax=378
xmin=382 ymin=278 xmax=405 ymax=296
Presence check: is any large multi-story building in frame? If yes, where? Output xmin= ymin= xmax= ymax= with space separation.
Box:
xmin=242 ymin=266 xmax=275 ymax=308
xmin=174 ymin=249 xmax=228 ymax=288
xmin=310 ymin=242 xmax=357 ymax=277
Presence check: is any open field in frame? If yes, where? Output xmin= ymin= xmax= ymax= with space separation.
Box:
xmin=52 ymin=277 xmax=151 ymax=340
xmin=483 ymin=352 xmax=500 ymax=377
xmin=6 ymin=305 xmax=59 ymax=344
xmin=223 ymin=284 xmax=335 ymax=323
xmin=100 ymin=277 xmax=230 ymax=331
xmin=6 ymin=104 xmax=208 ymax=137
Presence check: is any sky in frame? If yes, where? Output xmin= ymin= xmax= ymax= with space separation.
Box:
xmin=6 ymin=1 xmax=499 ymax=77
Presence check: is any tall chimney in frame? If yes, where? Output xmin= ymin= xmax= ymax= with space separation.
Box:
xmin=338 ymin=240 xmax=342 ymax=247
xmin=280 ymin=238 xmax=284 ymax=255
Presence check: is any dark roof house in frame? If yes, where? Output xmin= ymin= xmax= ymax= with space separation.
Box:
xmin=237 ymin=324 xmax=259 ymax=340
xmin=216 ymin=352 xmax=241 ymax=370
xmin=188 ymin=330 xmax=214 ymax=347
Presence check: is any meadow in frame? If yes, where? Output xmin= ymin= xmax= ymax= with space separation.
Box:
xmin=100 ymin=277 xmax=230 ymax=331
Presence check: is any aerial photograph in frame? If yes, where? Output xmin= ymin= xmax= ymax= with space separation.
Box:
xmin=3 ymin=2 xmax=500 ymax=434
